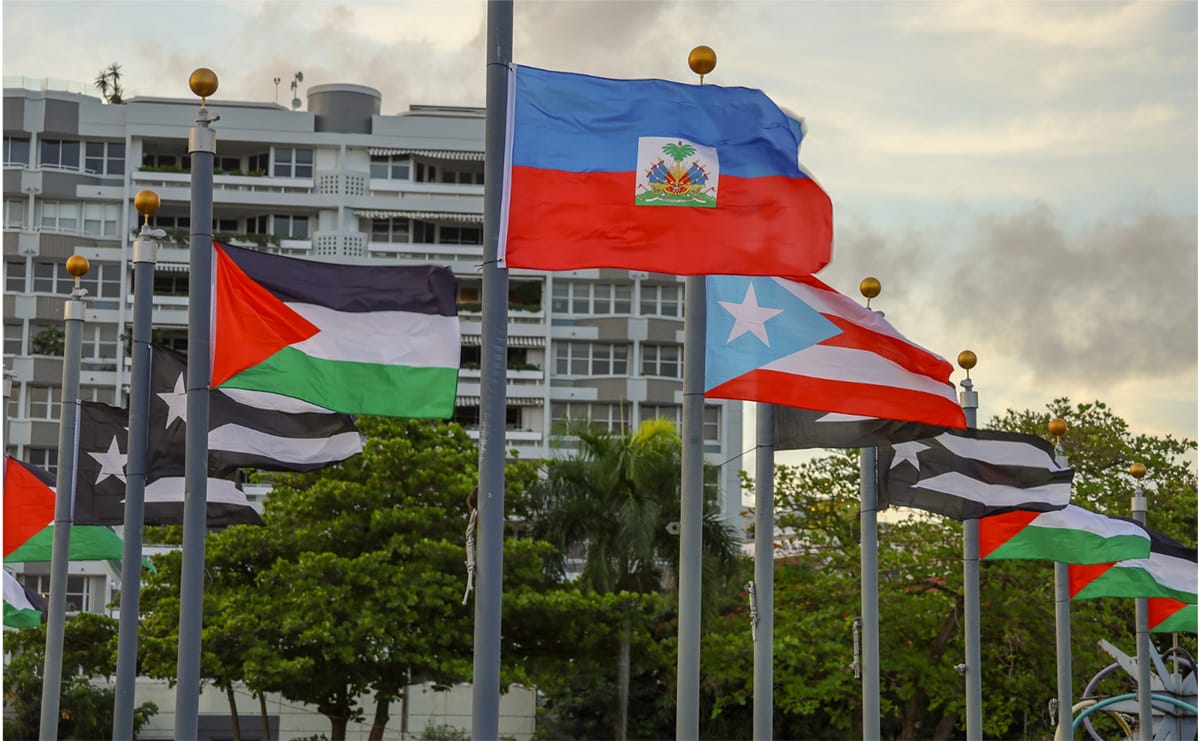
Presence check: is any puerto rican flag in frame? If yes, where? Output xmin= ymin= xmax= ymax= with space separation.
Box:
xmin=704 ymin=275 xmax=966 ymax=431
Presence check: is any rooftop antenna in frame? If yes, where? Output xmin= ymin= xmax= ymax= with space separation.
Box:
xmin=290 ymin=71 xmax=303 ymax=111
xmin=273 ymin=76 xmax=281 ymax=104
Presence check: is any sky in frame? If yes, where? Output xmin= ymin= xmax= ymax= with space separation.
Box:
xmin=3 ymin=1 xmax=1197 ymax=459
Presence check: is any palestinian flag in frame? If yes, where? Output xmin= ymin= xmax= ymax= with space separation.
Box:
xmin=3 ymin=569 xmax=46 ymax=627
xmin=981 ymin=505 xmax=1150 ymax=564
xmin=211 ymin=241 xmax=460 ymax=418
xmin=3 ymin=456 xmax=125 ymax=563
xmin=1149 ymin=598 xmax=1198 ymax=634
xmin=1070 ymin=528 xmax=1197 ymax=603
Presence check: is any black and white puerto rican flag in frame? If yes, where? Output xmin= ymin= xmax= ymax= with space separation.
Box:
xmin=878 ymin=428 xmax=1073 ymax=521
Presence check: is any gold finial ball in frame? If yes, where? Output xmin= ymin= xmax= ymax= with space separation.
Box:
xmin=860 ymin=276 xmax=881 ymax=300
xmin=688 ymin=46 xmax=717 ymax=76
xmin=1048 ymin=418 xmax=1067 ymax=438
xmin=1130 ymin=462 xmax=1147 ymax=479
xmin=65 ymin=255 xmax=90 ymax=278
xmin=134 ymin=190 xmax=160 ymax=216
xmin=189 ymin=68 xmax=219 ymax=99
xmin=957 ymin=350 xmax=977 ymax=371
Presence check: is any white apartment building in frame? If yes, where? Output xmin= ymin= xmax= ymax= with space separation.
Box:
xmin=2 ymin=77 xmax=746 ymax=738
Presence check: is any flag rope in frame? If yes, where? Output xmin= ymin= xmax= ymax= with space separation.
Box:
xmin=746 ymin=579 xmax=759 ymax=642
xmin=462 ymin=491 xmax=478 ymax=606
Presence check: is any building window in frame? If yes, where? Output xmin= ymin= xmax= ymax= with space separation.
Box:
xmin=703 ymin=405 xmax=721 ymax=443
xmin=213 ymin=156 xmax=240 ymax=173
xmin=27 ymin=385 xmax=60 ymax=421
xmin=5 ymin=260 xmax=27 ymax=292
xmin=414 ymin=162 xmax=438 ymax=183
xmin=25 ymin=448 xmax=58 ymax=477
xmin=370 ymin=155 xmax=410 ymax=180
xmin=142 ymin=153 xmax=189 ymax=170
xmin=37 ymin=201 xmax=81 ymax=232
xmin=81 ymin=324 xmax=119 ymax=367
xmin=640 ymin=283 xmax=683 ymax=318
xmin=438 ymin=166 xmax=484 ymax=185
xmin=372 ymin=218 xmax=410 ymax=243
xmin=273 ymin=147 xmax=313 ymax=178
xmin=551 ymin=402 xmax=630 ymax=434
xmin=4 ymin=137 xmax=30 ymax=166
xmin=439 ymin=226 xmax=482 ymax=245
xmin=641 ymin=344 xmax=681 ymax=378
xmin=554 ymin=342 xmax=629 ymax=376
xmin=4 ymin=322 xmax=24 ymax=355
xmin=413 ymin=221 xmax=436 ymax=243
xmin=39 ymin=139 xmax=80 ymax=170
xmin=84 ymin=141 xmax=125 ymax=176
xmin=77 ymin=261 xmax=122 ymax=299
xmin=154 ymin=272 xmax=189 ymax=296
xmin=551 ymin=282 xmax=632 ymax=315
xmin=640 ymin=404 xmax=681 ymax=428
xmin=4 ymin=199 xmax=26 ymax=229
xmin=32 ymin=261 xmax=74 ymax=294
xmin=272 ymin=215 xmax=309 ymax=240
xmin=83 ymin=202 xmax=120 ymax=238
xmin=248 ymin=153 xmax=269 ymax=174
xmin=20 ymin=574 xmax=90 ymax=613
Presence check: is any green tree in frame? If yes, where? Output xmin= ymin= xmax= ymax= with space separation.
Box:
xmin=530 ymin=418 xmax=738 ymax=740
xmin=3 ymin=613 xmax=158 ymax=740
xmin=93 ymin=62 xmax=124 ymax=104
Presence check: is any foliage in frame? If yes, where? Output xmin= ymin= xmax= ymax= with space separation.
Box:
xmin=94 ymin=62 xmax=124 ymax=104
xmin=31 ymin=325 xmax=64 ymax=356
xmin=701 ymin=398 xmax=1196 ymax=740
xmin=2 ymin=613 xmax=158 ymax=739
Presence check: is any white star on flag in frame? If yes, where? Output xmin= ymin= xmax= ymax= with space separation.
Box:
xmin=157 ymin=372 xmax=187 ymax=427
xmin=87 ymin=435 xmax=128 ymax=485
xmin=718 ymin=283 xmax=783 ymax=346
xmin=889 ymin=440 xmax=928 ymax=471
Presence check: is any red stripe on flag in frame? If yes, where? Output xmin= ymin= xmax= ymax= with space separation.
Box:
xmin=505 ymin=167 xmax=832 ymax=276
xmin=705 ymin=370 xmax=966 ymax=428
xmin=979 ymin=510 xmax=1042 ymax=559
xmin=4 ymin=457 xmax=56 ymax=557
xmin=211 ymin=242 xmax=320 ymax=388
xmin=819 ymin=315 xmax=955 ymax=382
xmin=1069 ymin=562 xmax=1115 ymax=598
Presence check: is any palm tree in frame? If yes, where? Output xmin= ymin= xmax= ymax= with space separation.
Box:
xmin=531 ymin=417 xmax=738 ymax=740
xmin=93 ymin=62 xmax=125 ymax=104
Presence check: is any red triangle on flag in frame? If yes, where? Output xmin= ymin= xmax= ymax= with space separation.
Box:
xmin=4 ymin=456 xmax=57 ymax=557
xmin=979 ymin=509 xmax=1040 ymax=559
xmin=1149 ymin=597 xmax=1189 ymax=630
xmin=1069 ymin=562 xmax=1115 ymax=598
xmin=211 ymin=242 xmax=319 ymax=387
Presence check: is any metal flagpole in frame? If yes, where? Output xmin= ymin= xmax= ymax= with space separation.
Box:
xmin=175 ymin=69 xmax=218 ymax=740
xmin=472 ymin=2 xmax=511 ymax=738
xmin=677 ymin=46 xmax=716 ymax=741
xmin=1049 ymin=418 xmax=1073 ymax=738
xmin=113 ymin=190 xmax=161 ymax=740
xmin=957 ymin=349 xmax=982 ymax=741
xmin=38 ymin=254 xmax=89 ymax=741
xmin=753 ymin=402 xmax=775 ymax=740
xmin=1130 ymin=461 xmax=1153 ymax=741
xmin=859 ymin=277 xmax=883 ymax=741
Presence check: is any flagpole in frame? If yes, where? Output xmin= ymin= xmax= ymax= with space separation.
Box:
xmin=677 ymin=45 xmax=716 ymax=741
xmin=859 ymin=277 xmax=882 ymax=741
xmin=1130 ymin=461 xmax=1153 ymax=741
xmin=753 ymin=402 xmax=774 ymax=741
xmin=113 ymin=191 xmax=161 ymax=740
xmin=38 ymin=255 xmax=89 ymax=741
xmin=957 ymin=349 xmax=982 ymax=741
xmin=472 ymin=2 xmax=511 ymax=738
xmin=175 ymin=69 xmax=218 ymax=741
xmin=1049 ymin=418 xmax=1074 ymax=738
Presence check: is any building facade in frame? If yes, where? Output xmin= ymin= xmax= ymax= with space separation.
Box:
xmin=1 ymin=76 xmax=746 ymax=693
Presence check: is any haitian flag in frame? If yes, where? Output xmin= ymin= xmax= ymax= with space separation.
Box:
xmin=499 ymin=65 xmax=833 ymax=276
xmin=211 ymin=242 xmax=460 ymax=419
xmin=704 ymin=275 xmax=965 ymax=432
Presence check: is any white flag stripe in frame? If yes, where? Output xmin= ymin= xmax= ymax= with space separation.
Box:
xmin=218 ymin=387 xmax=340 ymax=415
xmin=914 ymin=472 xmax=1071 ymax=509
xmin=762 ymin=344 xmax=955 ymax=397
xmin=3 ymin=571 xmax=37 ymax=612
xmin=775 ymin=278 xmax=912 ymax=344
xmin=1031 ymin=506 xmax=1148 ymax=540
xmin=145 ymin=477 xmax=250 ymax=507
xmin=209 ymin=424 xmax=362 ymax=465
xmin=1114 ymin=554 xmax=1198 ymax=595
xmin=936 ymin=432 xmax=1068 ymax=471
xmin=288 ymin=303 xmax=460 ymax=368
